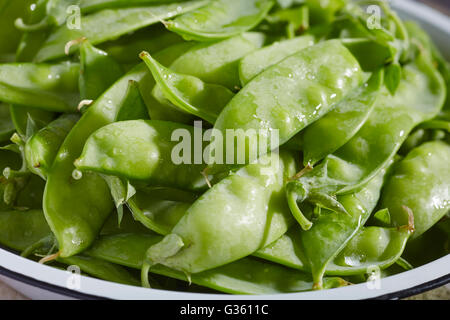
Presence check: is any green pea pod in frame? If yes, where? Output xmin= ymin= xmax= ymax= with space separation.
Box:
xmin=79 ymin=40 xmax=124 ymax=101
xmin=80 ymin=0 xmax=189 ymax=13
xmin=239 ymin=35 xmax=315 ymax=86
xmin=341 ymin=38 xmax=394 ymax=72
xmin=100 ymin=25 xmax=183 ymax=65
xmin=0 ymin=0 xmax=30 ymax=62
xmin=0 ymin=62 xmax=80 ymax=112
xmin=306 ymin=0 xmax=345 ymax=24
xmin=43 ymin=64 xmax=149 ymax=258
xmin=25 ymin=114 xmax=80 ymax=180
xmin=0 ymin=104 xmax=15 ymax=143
xmin=75 ymin=120 xmax=208 ymax=191
xmin=35 ymin=1 xmax=208 ymax=62
xmin=0 ymin=210 xmax=51 ymax=252
xmin=265 ymin=5 xmax=309 ymax=39
xmin=165 ymin=0 xmax=275 ymax=41
xmin=143 ymin=151 xmax=297 ymax=274
xmin=167 ymin=33 xmax=265 ymax=90
xmin=115 ymin=80 xmax=149 ymax=121
xmin=302 ymin=69 xmax=384 ymax=166
xmin=286 ymin=52 xmax=446 ymax=230
xmin=58 ymin=255 xmax=140 ymax=286
xmin=380 ymin=141 xmax=450 ymax=239
xmin=140 ymin=52 xmax=234 ymax=124
xmin=209 ymin=40 xmax=364 ymax=173
xmin=127 ymin=187 xmax=196 ymax=235
xmin=87 ymin=233 xmax=346 ymax=294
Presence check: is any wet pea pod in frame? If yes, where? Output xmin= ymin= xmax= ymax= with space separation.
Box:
xmin=87 ymin=233 xmax=346 ymax=294
xmin=25 ymin=114 xmax=80 ymax=180
xmin=239 ymin=35 xmax=315 ymax=86
xmin=208 ymin=40 xmax=364 ymax=173
xmin=286 ymin=52 xmax=446 ymax=230
xmin=0 ymin=62 xmax=80 ymax=112
xmin=165 ymin=0 xmax=275 ymax=41
xmin=140 ymin=52 xmax=234 ymax=124
xmin=75 ymin=120 xmax=209 ymax=192
xmin=43 ymin=64 xmax=149 ymax=258
xmin=79 ymin=0 xmax=192 ymax=13
xmin=380 ymin=141 xmax=450 ymax=239
xmin=301 ymin=70 xmax=384 ymax=166
xmin=35 ymin=1 xmax=208 ymax=62
xmin=142 ymin=151 xmax=297 ymax=275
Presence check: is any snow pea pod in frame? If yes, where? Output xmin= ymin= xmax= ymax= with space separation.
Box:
xmin=0 ymin=62 xmax=80 ymax=112
xmin=79 ymin=40 xmax=124 ymax=101
xmin=43 ymin=64 xmax=149 ymax=258
xmin=0 ymin=210 xmax=51 ymax=252
xmin=302 ymin=70 xmax=383 ymax=166
xmin=25 ymin=114 xmax=80 ymax=180
xmin=143 ymin=151 xmax=297 ymax=274
xmin=239 ymin=35 xmax=315 ymax=86
xmin=0 ymin=104 xmax=14 ymax=143
xmin=35 ymin=1 xmax=208 ymax=62
xmin=87 ymin=233 xmax=345 ymax=294
xmin=209 ymin=40 xmax=364 ymax=172
xmin=140 ymin=52 xmax=234 ymax=124
xmin=75 ymin=120 xmax=208 ymax=191
xmin=166 ymin=0 xmax=274 ymax=41
xmin=80 ymin=0 xmax=189 ymax=13
xmin=286 ymin=53 xmax=446 ymax=230
xmin=380 ymin=141 xmax=450 ymax=239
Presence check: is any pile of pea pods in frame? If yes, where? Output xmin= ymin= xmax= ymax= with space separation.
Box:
xmin=0 ymin=0 xmax=449 ymax=295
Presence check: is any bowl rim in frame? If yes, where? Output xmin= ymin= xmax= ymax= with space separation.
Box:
xmin=1 ymin=0 xmax=449 ymax=300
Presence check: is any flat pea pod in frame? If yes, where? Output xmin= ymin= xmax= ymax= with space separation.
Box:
xmin=209 ymin=40 xmax=364 ymax=173
xmin=239 ymin=35 xmax=315 ymax=86
xmin=79 ymin=40 xmax=124 ymax=101
xmin=0 ymin=210 xmax=51 ymax=252
xmin=0 ymin=62 xmax=80 ymax=112
xmin=25 ymin=114 xmax=80 ymax=180
xmin=0 ymin=103 xmax=15 ymax=143
xmin=302 ymin=69 xmax=383 ymax=166
xmin=380 ymin=141 xmax=450 ymax=239
xmin=143 ymin=151 xmax=297 ymax=274
xmin=287 ymin=164 xmax=390 ymax=288
xmin=167 ymin=33 xmax=265 ymax=90
xmin=58 ymin=255 xmax=140 ymax=286
xmin=35 ymin=1 xmax=208 ymax=62
xmin=140 ymin=52 xmax=234 ymax=124
xmin=286 ymin=53 xmax=446 ymax=230
xmin=79 ymin=0 xmax=189 ymax=13
xmin=165 ymin=0 xmax=275 ymax=42
xmin=87 ymin=233 xmax=346 ymax=294
xmin=75 ymin=120 xmax=208 ymax=192
xmin=43 ymin=64 xmax=149 ymax=258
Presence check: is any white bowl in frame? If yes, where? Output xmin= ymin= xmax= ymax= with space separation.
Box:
xmin=1 ymin=0 xmax=449 ymax=300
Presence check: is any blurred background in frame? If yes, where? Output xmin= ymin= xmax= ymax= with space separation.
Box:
xmin=417 ymin=0 xmax=450 ymax=15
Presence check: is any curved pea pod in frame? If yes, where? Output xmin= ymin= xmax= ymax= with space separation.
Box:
xmin=58 ymin=256 xmax=140 ymax=286
xmin=127 ymin=187 xmax=197 ymax=235
xmin=79 ymin=40 xmax=124 ymax=101
xmin=165 ymin=0 xmax=275 ymax=42
xmin=75 ymin=120 xmax=208 ymax=192
xmin=167 ymin=33 xmax=266 ymax=90
xmin=380 ymin=141 xmax=450 ymax=239
xmin=0 ymin=62 xmax=80 ymax=112
xmin=140 ymin=52 xmax=234 ymax=124
xmin=143 ymin=151 xmax=297 ymax=274
xmin=239 ymin=35 xmax=315 ymax=86
xmin=25 ymin=114 xmax=80 ymax=180
xmin=0 ymin=210 xmax=51 ymax=252
xmin=35 ymin=1 xmax=209 ymax=62
xmin=327 ymin=226 xmax=412 ymax=275
xmin=0 ymin=104 xmax=15 ymax=143
xmin=302 ymin=69 xmax=384 ymax=166
xmin=341 ymin=38 xmax=394 ymax=72
xmin=209 ymin=40 xmax=364 ymax=173
xmin=43 ymin=64 xmax=149 ymax=258
xmin=286 ymin=52 xmax=446 ymax=230
xmin=87 ymin=233 xmax=346 ymax=294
